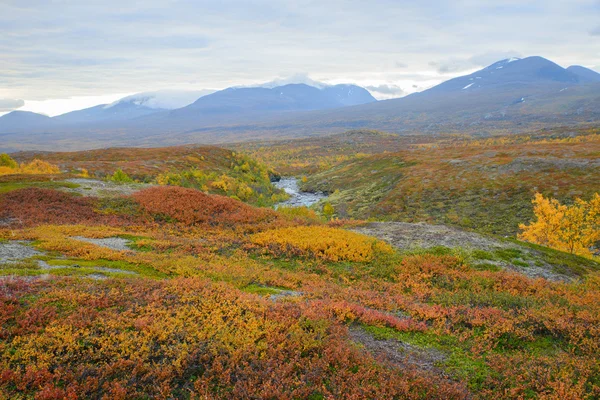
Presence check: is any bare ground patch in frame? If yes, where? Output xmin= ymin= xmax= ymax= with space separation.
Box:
xmin=351 ymin=222 xmax=576 ymax=282
xmin=63 ymin=178 xmax=153 ymax=197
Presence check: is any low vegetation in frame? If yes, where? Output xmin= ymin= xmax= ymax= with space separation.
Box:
xmin=519 ymin=192 xmax=600 ymax=257
xmin=1 ymin=130 xmax=599 ymax=398
xmin=0 ymin=153 xmax=60 ymax=176
xmin=302 ymin=128 xmax=600 ymax=236
xmin=13 ymin=146 xmax=287 ymax=206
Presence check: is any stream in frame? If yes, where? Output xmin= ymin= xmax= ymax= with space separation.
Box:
xmin=273 ymin=178 xmax=327 ymax=208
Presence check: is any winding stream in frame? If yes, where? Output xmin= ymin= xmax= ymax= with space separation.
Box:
xmin=274 ymin=178 xmax=327 ymax=208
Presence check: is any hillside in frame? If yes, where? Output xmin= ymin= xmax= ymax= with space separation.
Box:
xmin=301 ymin=127 xmax=600 ymax=236
xmin=10 ymin=145 xmax=288 ymax=206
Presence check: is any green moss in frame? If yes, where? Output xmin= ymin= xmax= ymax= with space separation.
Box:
xmin=494 ymin=248 xmax=524 ymax=262
xmin=471 ymin=263 xmax=502 ymax=272
xmin=116 ymin=234 xmax=153 ymax=252
xmin=45 ymin=258 xmax=167 ymax=279
xmin=362 ymin=325 xmax=490 ymax=391
xmin=0 ymin=258 xmax=41 ymax=271
xmin=97 ymin=197 xmax=141 ymax=217
xmin=0 ymin=181 xmax=80 ymax=194
xmin=472 ymin=249 xmax=496 ymax=261
xmin=510 ymin=239 xmax=600 ymax=277
xmin=241 ymin=284 xmax=287 ymax=296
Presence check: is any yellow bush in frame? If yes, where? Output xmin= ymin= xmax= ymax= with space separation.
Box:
xmin=251 ymin=226 xmax=394 ymax=262
xmin=519 ymin=192 xmax=600 ymax=257
xmin=19 ymin=159 xmax=60 ymax=174
xmin=0 ymin=158 xmax=60 ymax=176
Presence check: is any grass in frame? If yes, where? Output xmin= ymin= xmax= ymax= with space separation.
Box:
xmin=362 ymin=324 xmax=490 ymax=391
xmin=0 ymin=181 xmax=80 ymax=194
xmin=241 ymin=283 xmax=291 ymax=296
xmin=44 ymin=258 xmax=167 ymax=279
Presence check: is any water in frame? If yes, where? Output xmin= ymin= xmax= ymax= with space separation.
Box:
xmin=274 ymin=178 xmax=327 ymax=208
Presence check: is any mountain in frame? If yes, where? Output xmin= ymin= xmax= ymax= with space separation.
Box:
xmin=55 ymin=102 xmax=163 ymax=124
xmin=172 ymin=83 xmax=375 ymax=116
xmin=0 ymin=111 xmax=57 ymax=132
xmin=1 ymin=57 xmax=599 ymax=151
xmin=123 ymin=83 xmax=377 ymax=134
xmin=54 ymin=90 xmax=212 ymax=124
xmin=245 ymin=56 xmax=600 ymax=137
xmin=426 ymin=57 xmax=582 ymax=94
xmin=566 ymin=65 xmax=600 ymax=82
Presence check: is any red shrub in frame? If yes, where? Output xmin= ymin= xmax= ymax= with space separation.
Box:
xmin=0 ymin=188 xmax=126 ymax=227
xmin=132 ymin=186 xmax=280 ymax=228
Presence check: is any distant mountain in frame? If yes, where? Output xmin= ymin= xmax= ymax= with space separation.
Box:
xmin=427 ymin=57 xmax=581 ymax=94
xmin=171 ymin=83 xmax=375 ymax=116
xmin=126 ymin=83 xmax=377 ymax=133
xmin=254 ymin=56 xmax=600 ymax=137
xmin=55 ymin=102 xmax=163 ymax=124
xmin=1 ymin=57 xmax=599 ymax=151
xmin=0 ymin=111 xmax=57 ymax=133
xmin=566 ymin=65 xmax=600 ymax=82
xmin=54 ymin=90 xmax=212 ymax=124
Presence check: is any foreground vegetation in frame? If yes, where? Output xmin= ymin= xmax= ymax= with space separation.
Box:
xmin=0 ymin=128 xmax=599 ymax=398
xmin=0 ymin=182 xmax=599 ymax=398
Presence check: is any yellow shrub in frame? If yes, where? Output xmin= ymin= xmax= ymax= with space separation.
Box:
xmin=251 ymin=226 xmax=394 ymax=262
xmin=0 ymin=158 xmax=60 ymax=176
xmin=19 ymin=159 xmax=60 ymax=175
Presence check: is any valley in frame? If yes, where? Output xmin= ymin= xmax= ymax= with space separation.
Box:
xmin=0 ymin=124 xmax=599 ymax=398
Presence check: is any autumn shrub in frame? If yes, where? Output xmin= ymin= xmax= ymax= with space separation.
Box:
xmin=0 ymin=188 xmax=128 ymax=227
xmin=251 ymin=226 xmax=395 ymax=262
xmin=0 ymin=277 xmax=469 ymax=399
xmin=519 ymin=192 xmax=600 ymax=257
xmin=276 ymin=205 xmax=321 ymax=224
xmin=133 ymin=186 xmax=281 ymax=229
xmin=0 ymin=153 xmax=17 ymax=169
xmin=0 ymin=157 xmax=60 ymax=176
xmin=109 ymin=168 xmax=133 ymax=183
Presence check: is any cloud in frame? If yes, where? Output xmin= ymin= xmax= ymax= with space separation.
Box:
xmin=0 ymin=0 xmax=599 ymax=115
xmin=428 ymin=59 xmax=473 ymax=74
xmin=592 ymin=26 xmax=600 ymax=36
xmin=365 ymin=84 xmax=406 ymax=99
xmin=430 ymin=51 xmax=522 ymax=74
xmin=0 ymin=99 xmax=25 ymax=112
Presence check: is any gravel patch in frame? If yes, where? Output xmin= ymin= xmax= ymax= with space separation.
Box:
xmin=269 ymin=290 xmax=302 ymax=301
xmin=0 ymin=241 xmax=42 ymax=263
xmin=71 ymin=236 xmax=133 ymax=252
xmin=351 ymin=222 xmax=504 ymax=251
xmin=348 ymin=326 xmax=450 ymax=377
xmin=351 ymin=222 xmax=573 ymax=282
xmin=63 ymin=178 xmax=153 ymax=197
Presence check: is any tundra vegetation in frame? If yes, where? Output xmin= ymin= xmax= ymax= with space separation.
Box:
xmin=0 ymin=127 xmax=599 ymax=399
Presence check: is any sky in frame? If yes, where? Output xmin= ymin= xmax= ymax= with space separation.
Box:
xmin=1 ymin=0 xmax=599 ymax=116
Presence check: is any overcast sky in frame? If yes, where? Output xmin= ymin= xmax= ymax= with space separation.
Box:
xmin=1 ymin=0 xmax=599 ymax=116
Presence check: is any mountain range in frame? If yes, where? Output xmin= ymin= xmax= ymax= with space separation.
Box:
xmin=1 ymin=56 xmax=599 ymax=152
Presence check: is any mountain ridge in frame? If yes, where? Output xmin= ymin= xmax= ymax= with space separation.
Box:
xmin=1 ymin=56 xmax=599 ymax=151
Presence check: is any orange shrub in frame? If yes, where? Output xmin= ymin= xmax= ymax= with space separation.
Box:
xmin=133 ymin=186 xmax=280 ymax=228
xmin=251 ymin=226 xmax=394 ymax=262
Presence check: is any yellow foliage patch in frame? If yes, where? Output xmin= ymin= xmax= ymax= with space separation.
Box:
xmin=519 ymin=193 xmax=600 ymax=257
xmin=0 ymin=158 xmax=60 ymax=176
xmin=251 ymin=226 xmax=394 ymax=262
